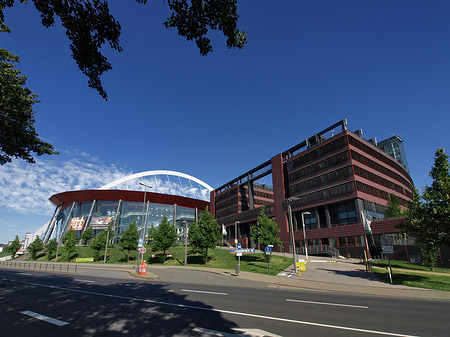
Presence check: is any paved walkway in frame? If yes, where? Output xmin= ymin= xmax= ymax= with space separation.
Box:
xmin=2 ymin=257 xmax=450 ymax=300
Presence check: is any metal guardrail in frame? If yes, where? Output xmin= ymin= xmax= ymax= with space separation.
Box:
xmin=297 ymin=245 xmax=340 ymax=258
xmin=0 ymin=261 xmax=78 ymax=273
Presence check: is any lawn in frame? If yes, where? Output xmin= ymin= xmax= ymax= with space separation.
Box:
xmin=28 ymin=244 xmax=292 ymax=276
xmin=371 ymin=260 xmax=450 ymax=291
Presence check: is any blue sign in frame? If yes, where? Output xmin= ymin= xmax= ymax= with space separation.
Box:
xmin=138 ymin=238 xmax=144 ymax=247
xmin=229 ymin=249 xmax=256 ymax=254
xmin=265 ymin=246 xmax=272 ymax=253
xmin=237 ymin=243 xmax=242 ymax=249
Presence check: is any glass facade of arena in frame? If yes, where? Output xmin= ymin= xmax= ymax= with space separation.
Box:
xmin=57 ymin=200 xmax=197 ymax=241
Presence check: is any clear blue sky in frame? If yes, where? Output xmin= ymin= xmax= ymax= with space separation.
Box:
xmin=1 ymin=0 xmax=449 ymax=243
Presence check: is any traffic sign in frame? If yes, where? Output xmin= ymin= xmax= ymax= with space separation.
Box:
xmin=237 ymin=243 xmax=242 ymax=249
xmin=265 ymin=246 xmax=272 ymax=254
xmin=236 ymin=252 xmax=243 ymax=257
xmin=139 ymin=247 xmax=146 ymax=254
xmin=138 ymin=238 xmax=144 ymax=247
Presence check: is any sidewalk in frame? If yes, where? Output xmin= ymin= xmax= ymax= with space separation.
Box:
xmin=2 ymin=259 xmax=450 ymax=300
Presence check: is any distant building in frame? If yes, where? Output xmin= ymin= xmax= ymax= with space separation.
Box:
xmin=210 ymin=120 xmax=414 ymax=259
xmin=376 ymin=135 xmax=410 ymax=174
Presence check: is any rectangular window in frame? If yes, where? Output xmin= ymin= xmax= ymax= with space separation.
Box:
xmin=347 ymin=236 xmax=356 ymax=246
xmin=338 ymin=237 xmax=347 ymax=247
xmin=329 ymin=237 xmax=337 ymax=247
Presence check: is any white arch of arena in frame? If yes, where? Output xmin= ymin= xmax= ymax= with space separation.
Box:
xmin=99 ymin=170 xmax=214 ymax=194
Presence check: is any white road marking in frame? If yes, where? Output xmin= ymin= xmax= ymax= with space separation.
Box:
xmin=181 ymin=289 xmax=227 ymax=296
xmin=74 ymin=279 xmax=95 ymax=283
xmin=286 ymin=298 xmax=368 ymax=309
xmin=19 ymin=273 xmax=32 ymax=276
xmin=192 ymin=327 xmax=236 ymax=336
xmin=20 ymin=310 xmax=69 ymax=326
xmin=21 ymin=281 xmax=420 ymax=337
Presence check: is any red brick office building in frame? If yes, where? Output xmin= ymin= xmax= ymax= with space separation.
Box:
xmin=210 ymin=120 xmax=414 ymax=259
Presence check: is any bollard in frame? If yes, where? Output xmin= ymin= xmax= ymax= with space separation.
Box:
xmin=235 ymin=264 xmax=240 ymax=276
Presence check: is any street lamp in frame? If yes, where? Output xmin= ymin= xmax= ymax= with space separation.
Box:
xmin=234 ymin=220 xmax=240 ymax=276
xmin=234 ymin=220 xmax=240 ymax=248
xmin=286 ymin=198 xmax=298 ymax=273
xmin=138 ymin=182 xmax=152 ymax=273
xmin=301 ymin=211 xmax=312 ymax=261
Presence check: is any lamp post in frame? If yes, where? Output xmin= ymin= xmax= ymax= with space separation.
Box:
xmin=286 ymin=198 xmax=298 ymax=273
xmin=138 ymin=182 xmax=152 ymax=273
xmin=234 ymin=220 xmax=240 ymax=248
xmin=301 ymin=211 xmax=312 ymax=261
xmin=234 ymin=220 xmax=240 ymax=276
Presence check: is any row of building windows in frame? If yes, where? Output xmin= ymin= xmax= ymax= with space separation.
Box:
xmin=296 ymin=235 xmax=366 ymax=249
xmin=288 ymin=136 xmax=348 ymax=170
xmin=288 ymin=150 xmax=351 ymax=183
xmin=254 ymin=190 xmax=273 ymax=199
xmin=348 ymin=135 xmax=413 ymax=185
xmin=353 ymin=165 xmax=413 ymax=199
xmin=287 ymin=182 xmax=356 ymax=210
xmin=215 ymin=187 xmax=238 ymax=203
xmin=350 ymin=150 xmax=412 ymax=190
xmin=216 ymin=196 xmax=238 ymax=211
xmin=218 ymin=204 xmax=275 ymax=225
xmin=289 ymin=165 xmax=353 ymax=195
xmin=356 ymin=181 xmax=410 ymax=206
xmin=216 ymin=205 xmax=238 ymax=219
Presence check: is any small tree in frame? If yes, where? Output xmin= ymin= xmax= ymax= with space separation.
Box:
xmin=384 ymin=194 xmax=403 ymax=219
xmin=45 ymin=239 xmax=58 ymax=260
xmin=402 ymin=149 xmax=450 ymax=270
xmin=251 ymin=206 xmax=283 ymax=262
xmin=62 ymin=229 xmax=78 ymax=261
xmin=90 ymin=230 xmax=108 ymax=261
xmin=6 ymin=235 xmax=21 ymax=258
xmin=119 ymin=222 xmax=139 ymax=261
xmin=153 ymin=216 xmax=177 ymax=259
xmin=189 ymin=207 xmax=220 ymax=264
xmin=28 ymin=235 xmax=44 ymax=260
xmin=148 ymin=224 xmax=157 ymax=243
xmin=81 ymin=227 xmax=94 ymax=246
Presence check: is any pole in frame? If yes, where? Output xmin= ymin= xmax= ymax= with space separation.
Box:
xmin=103 ymin=228 xmax=110 ymax=264
xmin=234 ymin=221 xmax=239 ymax=247
xmin=137 ymin=182 xmax=151 ymax=273
xmin=302 ymin=212 xmax=309 ymax=261
xmin=287 ymin=200 xmax=298 ymax=274
xmin=184 ymin=222 xmax=188 ymax=266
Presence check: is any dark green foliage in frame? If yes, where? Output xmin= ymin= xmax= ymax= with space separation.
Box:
xmin=45 ymin=238 xmax=58 ymax=260
xmin=62 ymin=229 xmax=77 ymax=260
xmin=0 ymin=48 xmax=57 ymax=164
xmin=164 ymin=0 xmax=247 ymax=56
xmin=28 ymin=235 xmax=44 ymax=260
xmin=402 ymin=149 xmax=450 ymax=270
xmin=251 ymin=206 xmax=283 ymax=262
xmin=81 ymin=227 xmax=94 ymax=245
xmin=90 ymin=230 xmax=108 ymax=261
xmin=0 ymin=1 xmax=245 ymax=99
xmin=189 ymin=207 xmax=220 ymax=263
xmin=153 ymin=216 xmax=177 ymax=257
xmin=148 ymin=224 xmax=156 ymax=243
xmin=384 ymin=194 xmax=403 ymax=218
xmin=119 ymin=221 xmax=139 ymax=261
xmin=6 ymin=235 xmax=21 ymax=258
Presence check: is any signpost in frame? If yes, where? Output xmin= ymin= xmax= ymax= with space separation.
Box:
xmin=229 ymin=247 xmax=256 ymax=276
xmin=265 ymin=245 xmax=272 ymax=273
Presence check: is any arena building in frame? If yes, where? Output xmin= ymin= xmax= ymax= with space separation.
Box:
xmin=41 ymin=171 xmax=212 ymax=244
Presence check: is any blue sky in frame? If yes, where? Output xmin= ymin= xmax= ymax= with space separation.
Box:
xmin=1 ymin=1 xmax=449 ymax=244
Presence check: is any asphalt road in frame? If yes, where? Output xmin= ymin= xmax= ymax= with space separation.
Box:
xmin=0 ymin=267 xmax=449 ymax=337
